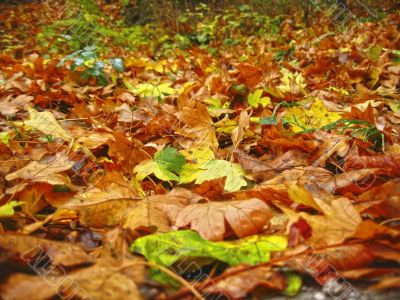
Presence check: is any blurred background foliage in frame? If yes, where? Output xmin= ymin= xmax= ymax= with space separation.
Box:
xmin=8 ymin=0 xmax=397 ymax=58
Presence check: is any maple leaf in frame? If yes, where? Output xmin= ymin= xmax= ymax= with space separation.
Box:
xmin=5 ymin=152 xmax=75 ymax=186
xmin=131 ymin=230 xmax=287 ymax=285
xmin=124 ymin=199 xmax=170 ymax=233
xmin=248 ymin=89 xmax=271 ymax=108
xmin=134 ymin=146 xmax=185 ymax=182
xmin=285 ymin=99 xmax=342 ymax=133
xmin=175 ymin=198 xmax=272 ymax=241
xmin=277 ymin=68 xmax=307 ymax=95
xmin=129 ymin=82 xmax=176 ymax=99
xmin=175 ymin=103 xmax=218 ymax=148
xmin=23 ymin=107 xmax=73 ymax=141
xmin=60 ymin=172 xmax=139 ymax=227
xmin=280 ymin=197 xmax=362 ymax=247
xmin=233 ymin=63 xmax=263 ymax=87
xmin=195 ymin=159 xmax=248 ymax=192
xmin=22 ymin=108 xmax=95 ymax=158
xmin=179 ymin=146 xmax=215 ymax=183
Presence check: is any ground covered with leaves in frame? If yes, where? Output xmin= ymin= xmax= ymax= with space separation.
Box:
xmin=0 ymin=1 xmax=400 ymax=299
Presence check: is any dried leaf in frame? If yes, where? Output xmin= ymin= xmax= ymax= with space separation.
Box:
xmin=176 ymin=198 xmax=272 ymax=241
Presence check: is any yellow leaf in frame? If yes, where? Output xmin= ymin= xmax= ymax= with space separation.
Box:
xmin=285 ymin=99 xmax=341 ymax=133
xmin=24 ymin=108 xmax=73 ymax=142
xmin=277 ymin=68 xmax=306 ymax=95
xmin=215 ymin=117 xmax=237 ymax=134
xmin=287 ymin=185 xmax=322 ymax=212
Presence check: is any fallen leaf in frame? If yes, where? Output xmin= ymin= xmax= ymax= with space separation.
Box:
xmin=195 ymin=159 xmax=247 ymax=192
xmin=280 ymin=197 xmax=362 ymax=247
xmin=5 ymin=152 xmax=75 ymax=186
xmin=176 ymin=198 xmax=272 ymax=241
xmin=234 ymin=63 xmax=263 ymax=87
xmin=0 ymin=261 xmax=142 ymax=300
xmin=369 ymin=276 xmax=400 ymax=291
xmin=0 ymin=201 xmax=21 ymax=217
xmin=131 ymin=230 xmax=287 ymax=285
xmin=0 ymin=234 xmax=93 ymax=267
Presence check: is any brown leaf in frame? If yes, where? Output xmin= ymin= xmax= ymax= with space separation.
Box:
xmin=58 ymin=171 xmax=139 ymax=227
xmin=5 ymin=152 xmax=74 ymax=186
xmin=357 ymin=180 xmax=400 ymax=218
xmin=369 ymin=276 xmax=400 ymax=291
xmin=231 ymin=110 xmax=249 ymax=147
xmin=280 ymin=197 xmax=362 ymax=247
xmin=345 ymin=152 xmax=400 ymax=177
xmin=353 ymin=220 xmax=400 ymax=241
xmin=150 ymin=187 xmax=201 ymax=224
xmin=0 ymin=261 xmax=142 ymax=300
xmin=342 ymin=103 xmax=376 ymax=124
xmin=233 ymin=63 xmax=263 ymax=87
xmin=342 ymin=268 xmax=400 ymax=280
xmin=124 ymin=199 xmax=170 ymax=233
xmin=175 ymin=198 xmax=272 ymax=241
xmin=124 ymin=188 xmax=202 ymax=232
xmin=203 ymin=265 xmax=286 ymax=299
xmin=0 ymin=234 xmax=93 ymax=267
xmin=192 ymin=177 xmax=226 ymax=200
xmin=175 ymin=103 xmax=218 ymax=148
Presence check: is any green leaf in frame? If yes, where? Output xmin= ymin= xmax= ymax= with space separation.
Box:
xmin=0 ymin=132 xmax=11 ymax=146
xmin=134 ymin=146 xmax=185 ymax=182
xmin=392 ymin=50 xmax=400 ymax=64
xmin=260 ymin=116 xmax=277 ymax=125
xmin=367 ymin=45 xmax=381 ymax=62
xmin=109 ymin=58 xmax=124 ymax=72
xmin=0 ymin=201 xmax=22 ymax=218
xmin=195 ymin=160 xmax=247 ymax=192
xmin=283 ymin=272 xmax=302 ymax=296
xmin=248 ymin=89 xmax=271 ymax=108
xmin=155 ymin=146 xmax=185 ymax=174
xmin=131 ymin=230 xmax=287 ymax=285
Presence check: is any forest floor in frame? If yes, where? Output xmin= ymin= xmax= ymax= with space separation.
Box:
xmin=0 ymin=1 xmax=400 ymax=299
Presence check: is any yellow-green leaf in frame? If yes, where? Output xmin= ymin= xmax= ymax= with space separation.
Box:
xmin=196 ymin=160 xmax=247 ymax=192
xmin=130 ymin=82 xmax=176 ymax=98
xmin=24 ymin=108 xmax=73 ymax=142
xmin=0 ymin=201 xmax=22 ymax=218
xmin=285 ymin=99 xmax=341 ymax=133
xmin=0 ymin=132 xmax=10 ymax=146
xmin=248 ymin=89 xmax=271 ymax=108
